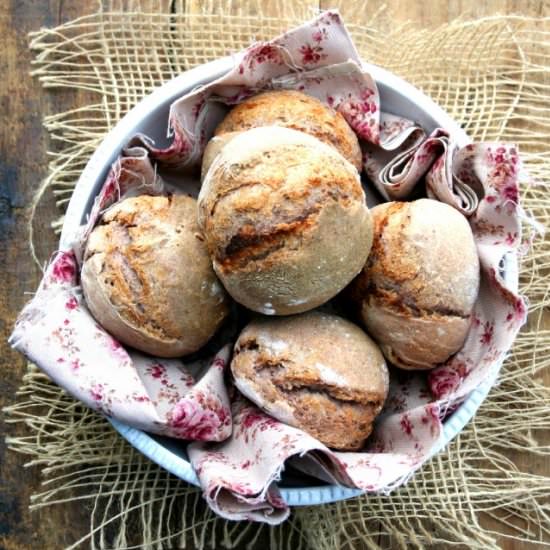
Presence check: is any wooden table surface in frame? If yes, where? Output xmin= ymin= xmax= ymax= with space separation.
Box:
xmin=0 ymin=1 xmax=547 ymax=548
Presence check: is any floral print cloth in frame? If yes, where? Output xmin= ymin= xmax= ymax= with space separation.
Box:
xmin=10 ymin=11 xmax=527 ymax=524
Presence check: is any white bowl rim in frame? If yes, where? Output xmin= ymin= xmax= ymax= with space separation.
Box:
xmin=61 ymin=56 xmax=518 ymax=507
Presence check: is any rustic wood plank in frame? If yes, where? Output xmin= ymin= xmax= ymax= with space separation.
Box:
xmin=0 ymin=2 xmax=102 ymax=549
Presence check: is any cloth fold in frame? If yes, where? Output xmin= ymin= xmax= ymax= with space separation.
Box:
xmin=10 ymin=10 xmax=527 ymax=523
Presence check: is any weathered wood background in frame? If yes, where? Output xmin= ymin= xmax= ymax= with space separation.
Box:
xmin=0 ymin=1 xmax=547 ymax=548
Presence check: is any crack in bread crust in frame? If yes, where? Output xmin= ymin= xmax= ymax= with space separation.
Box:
xmin=99 ymin=220 xmax=179 ymax=341
xmin=357 ymin=201 xmax=472 ymax=320
xmin=274 ymin=380 xmax=384 ymax=409
xmin=366 ymin=285 xmax=470 ymax=319
xmin=218 ymin=206 xmax=320 ymax=271
xmin=213 ymin=181 xmax=359 ymax=273
xmin=235 ymin=338 xmax=260 ymax=353
xmin=203 ymin=138 xmax=364 ymax=270
xmin=275 ymin=385 xmax=380 ymax=450
xmin=207 ymin=180 xmax=266 ymax=218
xmin=383 ymin=344 xmax=447 ymax=371
xmin=234 ymin=346 xmax=383 ymax=407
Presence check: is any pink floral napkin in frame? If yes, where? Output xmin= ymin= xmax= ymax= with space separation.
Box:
xmin=10 ymin=10 xmax=527 ymax=523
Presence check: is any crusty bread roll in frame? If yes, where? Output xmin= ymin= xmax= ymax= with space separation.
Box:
xmin=198 ymin=126 xmax=373 ymax=315
xmin=350 ymin=198 xmax=480 ymax=370
xmin=212 ymin=90 xmax=362 ymax=171
xmin=231 ymin=311 xmax=389 ymax=450
xmin=81 ymin=194 xmax=230 ymax=357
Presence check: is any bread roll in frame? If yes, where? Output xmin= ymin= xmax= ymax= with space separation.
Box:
xmin=231 ymin=311 xmax=389 ymax=450
xmin=350 ymin=198 xmax=480 ymax=370
xmin=213 ymin=90 xmax=362 ymax=171
xmin=81 ymin=194 xmax=230 ymax=357
xmin=198 ymin=126 xmax=373 ymax=315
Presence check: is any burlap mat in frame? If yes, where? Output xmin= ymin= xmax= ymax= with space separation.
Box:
xmin=4 ymin=2 xmax=550 ymax=548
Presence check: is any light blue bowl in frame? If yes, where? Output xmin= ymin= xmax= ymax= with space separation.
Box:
xmin=61 ymin=57 xmax=517 ymax=506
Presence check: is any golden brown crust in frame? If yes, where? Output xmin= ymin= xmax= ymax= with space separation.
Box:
xmin=231 ymin=312 xmax=389 ymax=450
xmin=350 ymin=199 xmax=480 ymax=370
xmin=82 ymin=194 xmax=230 ymax=357
xmin=198 ymin=127 xmax=373 ymax=315
xmin=214 ymin=90 xmax=362 ymax=171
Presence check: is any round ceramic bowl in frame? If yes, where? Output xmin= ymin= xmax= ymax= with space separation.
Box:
xmin=60 ymin=57 xmax=517 ymax=507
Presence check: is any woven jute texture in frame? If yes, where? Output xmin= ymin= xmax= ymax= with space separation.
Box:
xmin=4 ymin=2 xmax=550 ymax=548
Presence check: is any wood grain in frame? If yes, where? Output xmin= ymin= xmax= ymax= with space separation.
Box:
xmin=0 ymin=2 xmax=98 ymax=548
xmin=0 ymin=1 xmax=546 ymax=548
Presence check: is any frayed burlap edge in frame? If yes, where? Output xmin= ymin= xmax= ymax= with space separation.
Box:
xmin=4 ymin=3 xmax=550 ymax=549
